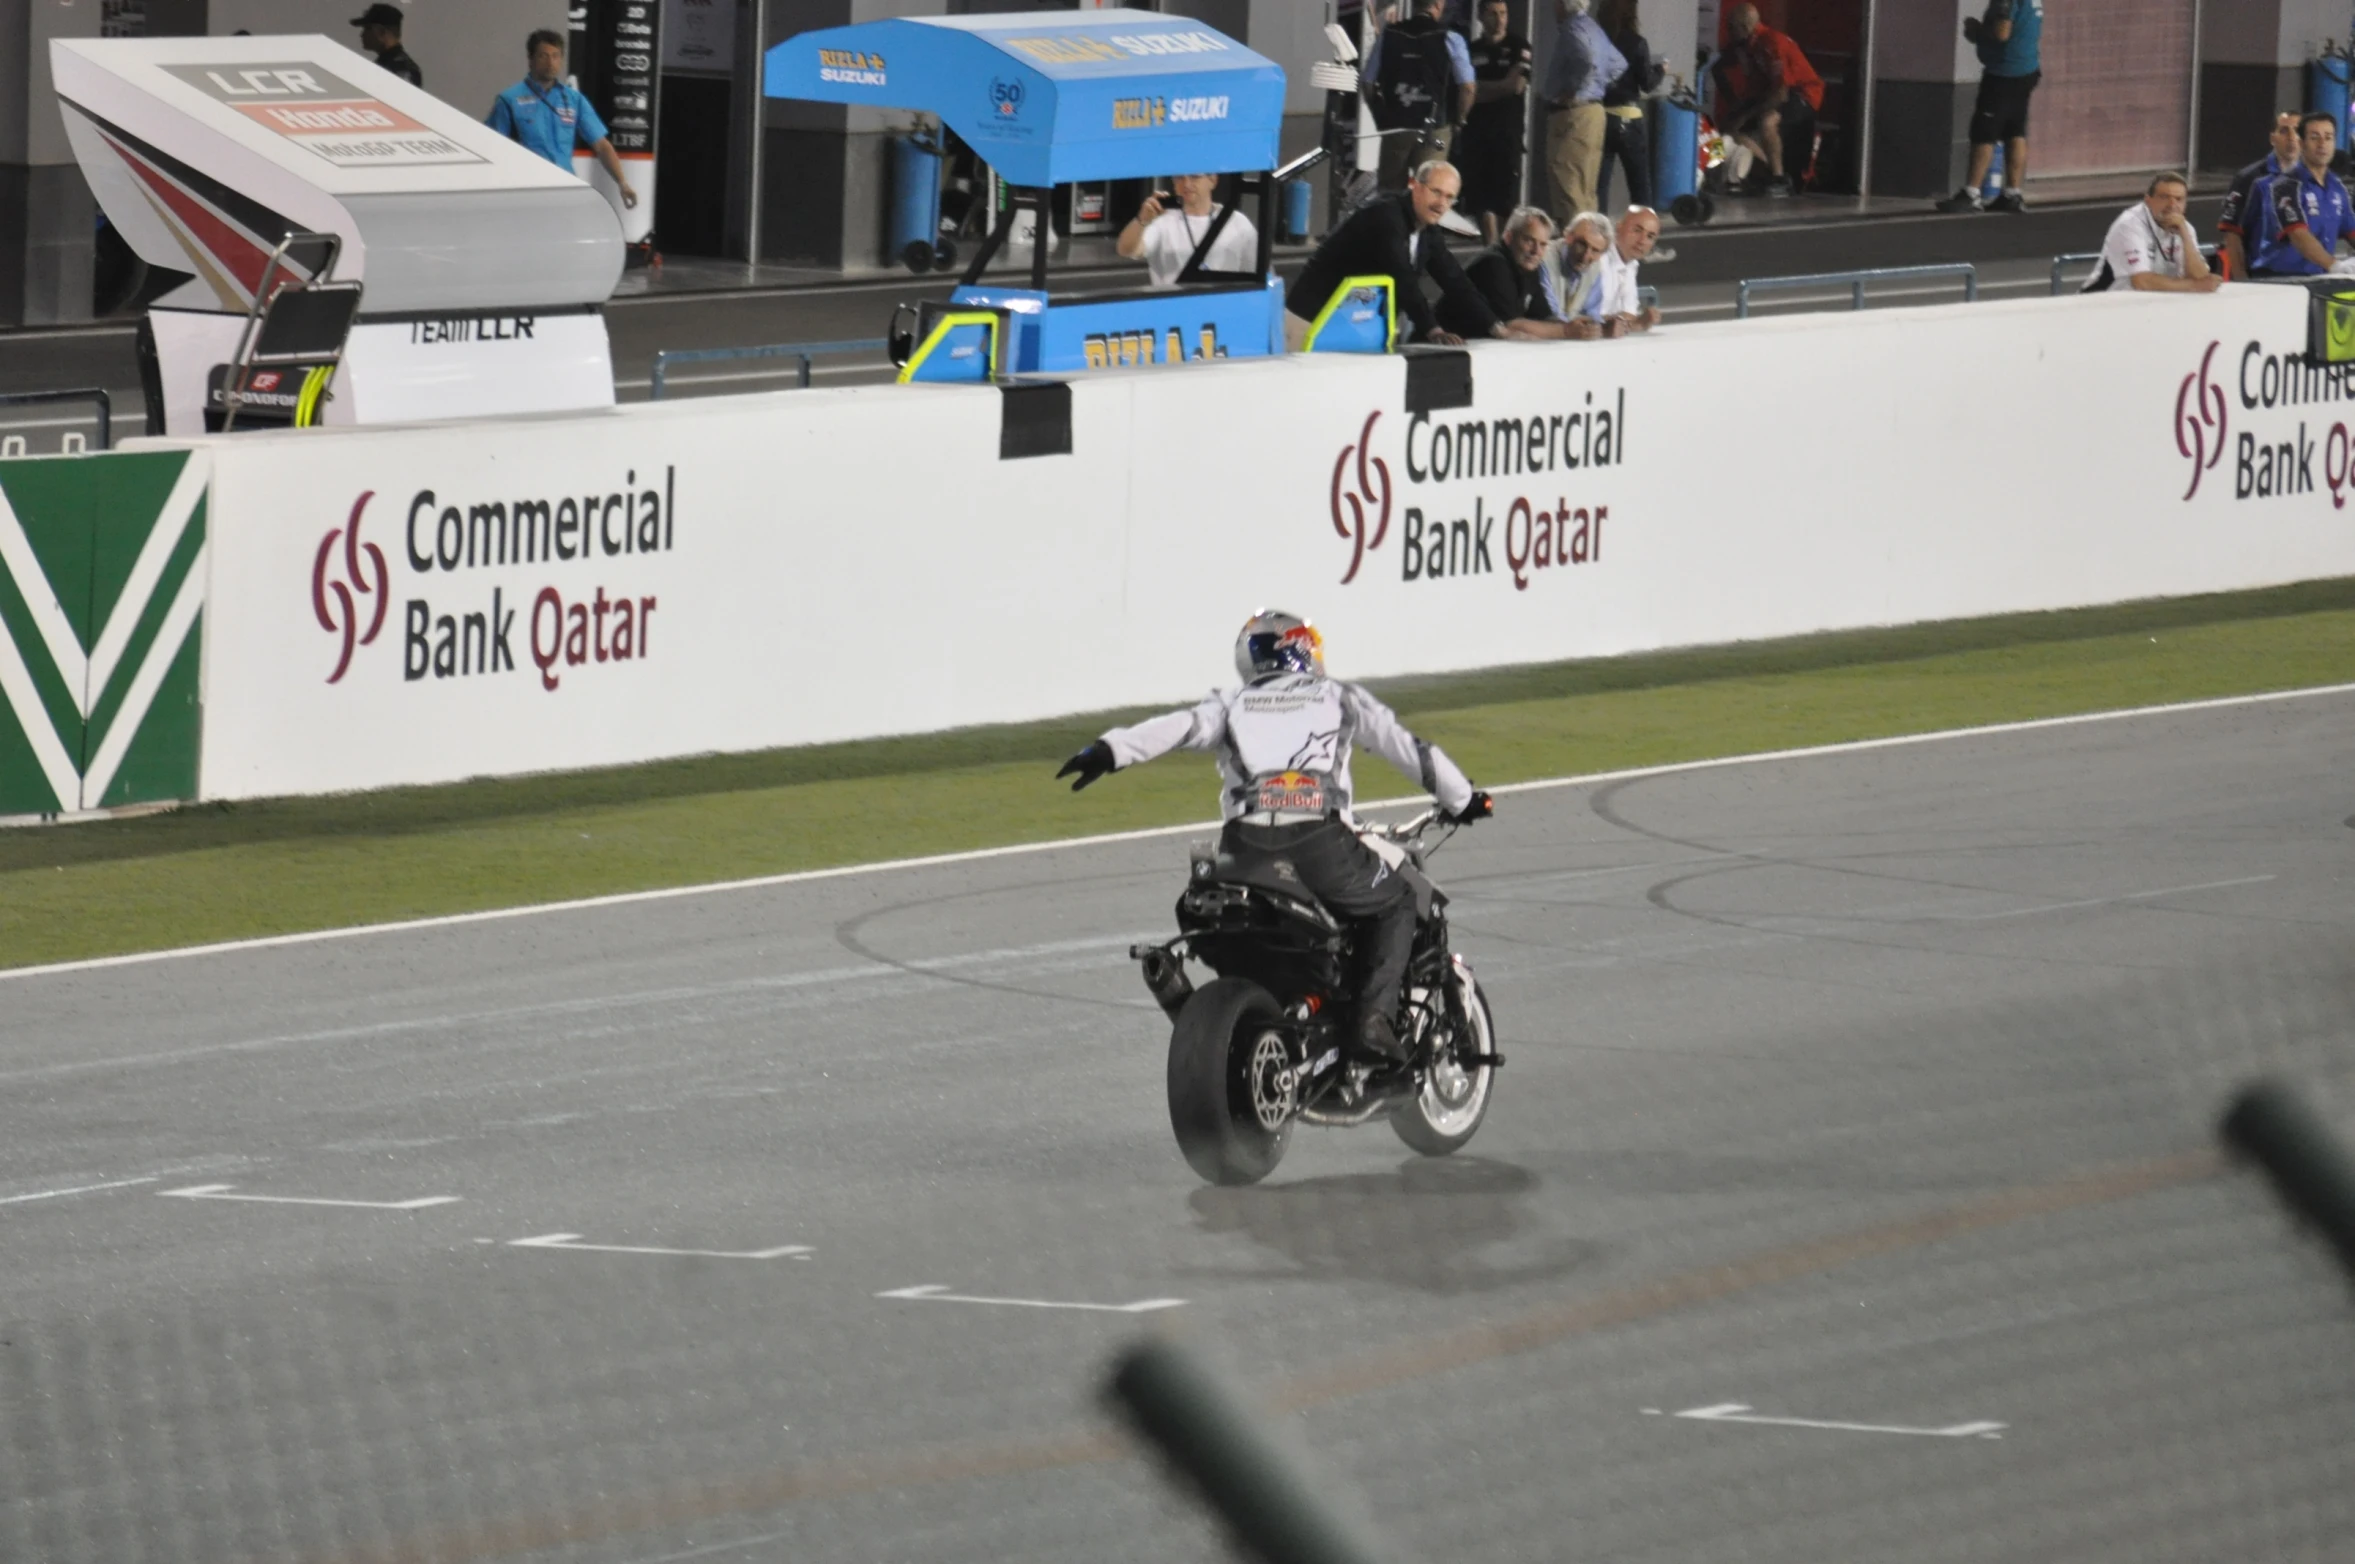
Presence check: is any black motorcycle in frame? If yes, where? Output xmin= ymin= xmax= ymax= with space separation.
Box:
xmin=1130 ymin=809 xmax=1502 ymax=1185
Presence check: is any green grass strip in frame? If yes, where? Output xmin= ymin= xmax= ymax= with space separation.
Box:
xmin=6 ymin=577 xmax=2355 ymax=971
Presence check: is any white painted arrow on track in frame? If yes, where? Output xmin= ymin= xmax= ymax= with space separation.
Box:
xmin=1647 ymin=1403 xmax=2005 ymax=1439
xmin=506 ymin=1232 xmax=812 ymax=1260
xmin=159 ymin=1184 xmax=459 ymax=1211
xmin=877 ymin=1284 xmax=1185 ymax=1314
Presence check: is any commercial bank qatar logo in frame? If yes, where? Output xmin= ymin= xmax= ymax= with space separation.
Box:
xmin=1330 ymin=411 xmax=1391 ymax=585
xmin=312 ymin=490 xmax=389 ymax=683
xmin=2175 ymin=340 xmax=2227 ymax=500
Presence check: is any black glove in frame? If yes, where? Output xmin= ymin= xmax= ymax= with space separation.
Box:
xmin=1056 ymin=740 xmax=1116 ymax=792
xmin=1961 ymin=15 xmax=1983 ymax=42
xmin=1451 ymin=790 xmax=1494 ymax=825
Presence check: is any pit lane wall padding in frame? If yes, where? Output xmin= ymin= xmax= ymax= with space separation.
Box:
xmin=0 ymin=450 xmax=209 ymax=815
xmin=176 ymin=284 xmax=2351 ymax=802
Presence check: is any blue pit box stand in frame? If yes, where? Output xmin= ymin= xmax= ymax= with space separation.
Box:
xmin=768 ymin=8 xmax=1306 ymax=379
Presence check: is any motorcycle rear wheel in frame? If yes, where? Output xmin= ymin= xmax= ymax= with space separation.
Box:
xmin=1167 ymin=976 xmax=1293 ymax=1185
xmin=1392 ymin=966 xmax=1496 ymax=1156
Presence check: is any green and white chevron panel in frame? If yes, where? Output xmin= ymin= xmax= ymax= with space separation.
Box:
xmin=0 ymin=450 xmax=208 ymax=816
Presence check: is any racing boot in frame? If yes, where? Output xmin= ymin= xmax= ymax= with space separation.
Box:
xmin=1355 ymin=1010 xmax=1407 ymax=1067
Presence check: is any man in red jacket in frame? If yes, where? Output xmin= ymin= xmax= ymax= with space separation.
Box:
xmin=1713 ymin=3 xmax=1823 ymax=197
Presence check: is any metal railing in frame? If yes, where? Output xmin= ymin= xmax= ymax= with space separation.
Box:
xmin=0 ymin=387 xmax=112 ymax=454
xmin=2051 ymin=246 xmax=2221 ymax=294
xmin=649 ymin=338 xmax=890 ymax=400
xmin=1734 ymin=263 xmax=1978 ymax=319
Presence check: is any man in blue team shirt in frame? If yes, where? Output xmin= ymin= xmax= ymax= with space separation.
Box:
xmin=1936 ymin=0 xmax=2042 ymax=213
xmin=2251 ymin=113 xmax=2351 ymax=277
xmin=2218 ymin=113 xmax=2299 ymax=280
xmin=488 ymin=30 xmax=639 ymax=210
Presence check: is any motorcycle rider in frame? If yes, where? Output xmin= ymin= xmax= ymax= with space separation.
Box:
xmin=1057 ymin=611 xmax=1493 ymax=1064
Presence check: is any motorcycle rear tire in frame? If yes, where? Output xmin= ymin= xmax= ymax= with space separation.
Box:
xmin=1167 ymin=977 xmax=1292 ymax=1186
xmin=1392 ymin=967 xmax=1497 ymax=1156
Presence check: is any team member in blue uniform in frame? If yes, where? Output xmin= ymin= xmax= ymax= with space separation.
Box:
xmin=2217 ymin=113 xmax=2299 ymax=280
xmin=1936 ymin=0 xmax=2042 ymax=213
xmin=2250 ymin=113 xmax=2351 ymax=278
xmin=488 ymin=29 xmax=638 ymax=209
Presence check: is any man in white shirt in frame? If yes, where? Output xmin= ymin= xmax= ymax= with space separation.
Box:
xmin=1546 ymin=210 xmax=1614 ymax=334
xmin=1563 ymin=204 xmax=1662 ymax=332
xmin=2082 ymin=173 xmax=2221 ymax=294
xmin=1117 ymin=173 xmax=1261 ymax=289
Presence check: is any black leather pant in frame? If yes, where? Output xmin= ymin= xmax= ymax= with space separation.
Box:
xmin=1222 ymin=817 xmax=1419 ymax=1028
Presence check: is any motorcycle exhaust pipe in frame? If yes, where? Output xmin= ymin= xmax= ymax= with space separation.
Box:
xmin=1135 ymin=946 xmax=1195 ymax=1020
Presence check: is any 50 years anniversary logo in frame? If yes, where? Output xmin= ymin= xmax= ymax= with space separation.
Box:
xmin=309 ymin=468 xmax=676 ymax=691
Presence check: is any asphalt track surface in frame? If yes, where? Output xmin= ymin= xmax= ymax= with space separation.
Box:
xmin=5 ymin=688 xmax=2355 ymax=1562
xmin=4 ymin=189 xmax=2316 ymax=1559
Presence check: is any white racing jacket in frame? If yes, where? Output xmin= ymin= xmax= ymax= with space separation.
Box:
xmin=1102 ymin=673 xmax=1475 ymax=822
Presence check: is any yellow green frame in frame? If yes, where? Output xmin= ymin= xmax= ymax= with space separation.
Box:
xmin=896 ymin=311 xmax=1003 ymax=384
xmin=293 ymin=364 xmax=336 ymax=427
xmin=1303 ymin=274 xmax=1398 ymax=353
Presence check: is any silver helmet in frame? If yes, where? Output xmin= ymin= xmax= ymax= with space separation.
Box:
xmin=1234 ymin=610 xmax=1327 ymax=682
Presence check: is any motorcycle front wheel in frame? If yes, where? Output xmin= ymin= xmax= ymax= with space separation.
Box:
xmin=1167 ymin=976 xmax=1294 ymax=1185
xmin=1393 ymin=964 xmax=1496 ymax=1156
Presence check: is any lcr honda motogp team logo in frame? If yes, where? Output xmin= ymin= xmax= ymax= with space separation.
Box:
xmin=1330 ymin=411 xmax=1391 ymax=585
xmin=312 ymin=490 xmax=388 ymax=683
xmin=2174 ymin=341 xmax=2226 ymax=500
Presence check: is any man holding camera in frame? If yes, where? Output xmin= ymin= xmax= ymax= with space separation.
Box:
xmin=1936 ymin=0 xmax=2043 ymax=214
xmin=1117 ymin=175 xmax=1259 ymax=290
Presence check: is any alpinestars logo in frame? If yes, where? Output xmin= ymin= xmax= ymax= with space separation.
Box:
xmin=1331 ymin=412 xmax=1391 ymax=584
xmin=2175 ymin=341 xmax=2227 ymax=500
xmin=313 ymin=490 xmax=389 ymax=683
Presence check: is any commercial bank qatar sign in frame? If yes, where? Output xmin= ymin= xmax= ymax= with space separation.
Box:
xmin=1326 ymin=390 xmax=1628 ymax=591
xmin=310 ymin=470 xmax=676 ymax=691
xmin=2174 ymin=335 xmax=2355 ymax=506
xmin=185 ymin=285 xmax=2355 ymax=804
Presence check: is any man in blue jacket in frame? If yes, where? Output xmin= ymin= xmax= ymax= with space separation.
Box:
xmin=2249 ymin=113 xmax=2352 ymax=278
xmin=488 ymin=30 xmax=639 ymax=209
xmin=1936 ymin=0 xmax=2042 ymax=213
xmin=2218 ymin=113 xmax=2299 ymax=280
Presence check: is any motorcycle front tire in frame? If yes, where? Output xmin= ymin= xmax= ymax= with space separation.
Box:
xmin=1392 ymin=967 xmax=1497 ymax=1157
xmin=1167 ymin=976 xmax=1292 ymax=1186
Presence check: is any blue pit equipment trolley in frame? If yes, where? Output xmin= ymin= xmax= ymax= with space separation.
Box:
xmin=767 ymin=8 xmax=1306 ymax=382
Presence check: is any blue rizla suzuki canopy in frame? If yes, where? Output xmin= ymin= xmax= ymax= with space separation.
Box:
xmin=765 ymin=8 xmax=1285 ymax=187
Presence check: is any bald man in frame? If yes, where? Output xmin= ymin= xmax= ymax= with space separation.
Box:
xmin=1713 ymin=3 xmax=1823 ymax=196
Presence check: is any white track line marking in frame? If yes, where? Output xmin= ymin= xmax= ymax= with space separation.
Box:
xmin=507 ymin=1232 xmax=811 ymax=1260
xmin=158 ymin=1183 xmax=459 ymax=1210
xmin=0 ymin=1175 xmax=158 ymax=1205
xmin=1949 ymin=872 xmax=2277 ymax=921
xmin=877 ymin=1283 xmax=1184 ymax=1314
xmin=0 ymin=928 xmax=1166 ymax=1084
xmin=1644 ymin=1403 xmax=2006 ymax=1438
xmin=4 ymin=679 xmax=2350 ymax=987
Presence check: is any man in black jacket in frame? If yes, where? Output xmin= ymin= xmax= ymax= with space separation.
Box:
xmin=352 ymin=5 xmax=423 ymax=88
xmin=1286 ymin=161 xmax=1545 ymax=348
xmin=1443 ymin=206 xmax=1606 ymax=339
xmin=1365 ymin=0 xmax=1476 ymax=189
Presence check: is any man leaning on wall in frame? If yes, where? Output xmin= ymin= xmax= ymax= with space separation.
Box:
xmin=2080 ymin=174 xmax=2220 ymax=295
